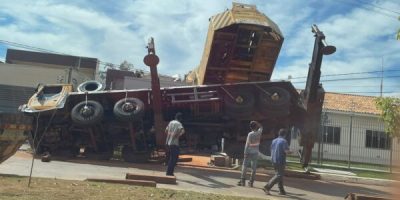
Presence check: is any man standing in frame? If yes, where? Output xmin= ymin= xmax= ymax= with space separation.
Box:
xmin=238 ymin=121 xmax=263 ymax=187
xmin=165 ymin=112 xmax=185 ymax=176
xmin=263 ymin=128 xmax=290 ymax=195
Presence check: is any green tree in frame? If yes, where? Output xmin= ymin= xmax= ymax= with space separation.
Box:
xmin=119 ymin=60 xmax=134 ymax=71
xmin=397 ymin=17 xmax=400 ymax=40
xmin=375 ymin=97 xmax=400 ymax=137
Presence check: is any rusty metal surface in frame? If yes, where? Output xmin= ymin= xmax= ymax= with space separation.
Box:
xmin=189 ymin=2 xmax=284 ymax=85
xmin=0 ymin=113 xmax=32 ymax=164
xmin=144 ymin=38 xmax=165 ymax=147
xmin=210 ymin=3 xmax=282 ymax=35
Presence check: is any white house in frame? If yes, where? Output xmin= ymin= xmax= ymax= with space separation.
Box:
xmin=290 ymin=92 xmax=399 ymax=166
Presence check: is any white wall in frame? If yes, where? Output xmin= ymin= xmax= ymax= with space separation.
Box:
xmin=290 ymin=111 xmax=399 ymax=165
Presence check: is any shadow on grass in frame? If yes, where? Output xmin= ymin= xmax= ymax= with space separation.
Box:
xmin=0 ymin=173 xmax=27 ymax=178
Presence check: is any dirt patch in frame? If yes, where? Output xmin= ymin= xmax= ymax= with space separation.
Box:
xmin=0 ymin=176 xmax=266 ymax=200
xmin=179 ymin=154 xmax=210 ymax=167
xmin=14 ymin=151 xmax=32 ymax=159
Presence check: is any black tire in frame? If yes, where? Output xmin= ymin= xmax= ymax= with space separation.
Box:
xmin=71 ymin=100 xmax=104 ymax=125
xmin=261 ymin=107 xmax=290 ymax=118
xmin=77 ymin=81 xmax=104 ymax=92
xmin=258 ymin=86 xmax=291 ymax=108
xmin=122 ymin=146 xmax=150 ymax=163
xmin=224 ymin=90 xmax=255 ymax=114
xmin=113 ymin=98 xmax=145 ymax=121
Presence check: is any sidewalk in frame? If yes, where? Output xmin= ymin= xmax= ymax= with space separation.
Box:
xmin=178 ymin=154 xmax=399 ymax=187
xmin=2 ymin=151 xmax=394 ymax=200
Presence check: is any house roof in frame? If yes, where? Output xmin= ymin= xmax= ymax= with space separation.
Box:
xmin=6 ymin=49 xmax=98 ymax=69
xmin=323 ymin=92 xmax=381 ymax=115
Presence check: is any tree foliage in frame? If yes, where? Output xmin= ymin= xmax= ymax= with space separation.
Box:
xmin=119 ymin=60 xmax=134 ymax=71
xmin=375 ymin=97 xmax=400 ymax=137
xmin=397 ymin=17 xmax=400 ymax=40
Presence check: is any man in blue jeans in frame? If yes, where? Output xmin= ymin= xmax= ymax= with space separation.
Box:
xmin=263 ymin=128 xmax=291 ymax=195
xmin=238 ymin=121 xmax=263 ymax=187
xmin=165 ymin=113 xmax=185 ymax=176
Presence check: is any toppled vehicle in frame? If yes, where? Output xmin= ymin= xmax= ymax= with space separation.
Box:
xmin=20 ymin=3 xmax=335 ymax=167
xmin=0 ymin=113 xmax=32 ymax=163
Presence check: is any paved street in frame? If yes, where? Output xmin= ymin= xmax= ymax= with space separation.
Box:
xmin=0 ymin=152 xmax=393 ymax=200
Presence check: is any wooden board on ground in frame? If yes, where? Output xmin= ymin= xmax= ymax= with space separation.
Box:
xmin=344 ymin=193 xmax=391 ymax=200
xmin=86 ymin=178 xmax=156 ymax=187
xmin=285 ymin=170 xmax=321 ymax=180
xmin=178 ymin=157 xmax=192 ymax=162
xmin=126 ymin=173 xmax=176 ymax=184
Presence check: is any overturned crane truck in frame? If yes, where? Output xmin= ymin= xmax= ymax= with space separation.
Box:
xmin=19 ymin=3 xmax=335 ymax=168
xmin=0 ymin=113 xmax=32 ymax=164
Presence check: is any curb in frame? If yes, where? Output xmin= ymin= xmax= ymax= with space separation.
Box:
xmin=318 ymin=173 xmax=398 ymax=186
xmin=178 ymin=163 xmax=398 ymax=186
xmin=178 ymin=164 xmax=320 ymax=181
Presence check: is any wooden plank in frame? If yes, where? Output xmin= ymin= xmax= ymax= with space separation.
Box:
xmin=86 ymin=178 xmax=156 ymax=187
xmin=344 ymin=193 xmax=390 ymax=200
xmin=125 ymin=173 xmax=176 ymax=184
xmin=178 ymin=157 xmax=192 ymax=162
xmin=285 ymin=171 xmax=320 ymax=180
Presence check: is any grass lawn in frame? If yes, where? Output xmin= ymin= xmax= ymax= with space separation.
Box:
xmin=0 ymin=175 xmax=265 ymax=200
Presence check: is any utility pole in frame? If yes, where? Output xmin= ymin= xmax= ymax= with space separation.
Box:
xmin=348 ymin=101 xmax=355 ymax=169
xmin=380 ymin=56 xmax=384 ymax=97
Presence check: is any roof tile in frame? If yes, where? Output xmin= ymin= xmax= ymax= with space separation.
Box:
xmin=323 ymin=92 xmax=381 ymax=115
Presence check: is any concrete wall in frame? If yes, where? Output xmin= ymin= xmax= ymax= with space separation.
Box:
xmin=0 ymin=63 xmax=95 ymax=88
xmin=0 ymin=63 xmax=96 ymax=112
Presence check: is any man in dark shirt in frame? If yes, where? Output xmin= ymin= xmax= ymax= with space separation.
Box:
xmin=263 ymin=128 xmax=290 ymax=195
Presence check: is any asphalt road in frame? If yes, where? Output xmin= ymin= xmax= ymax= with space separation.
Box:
xmin=0 ymin=152 xmax=393 ymax=200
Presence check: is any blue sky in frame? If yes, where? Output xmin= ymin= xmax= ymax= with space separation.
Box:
xmin=0 ymin=0 xmax=399 ymax=96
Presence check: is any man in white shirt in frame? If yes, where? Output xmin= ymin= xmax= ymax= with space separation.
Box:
xmin=238 ymin=121 xmax=263 ymax=187
xmin=165 ymin=112 xmax=185 ymax=176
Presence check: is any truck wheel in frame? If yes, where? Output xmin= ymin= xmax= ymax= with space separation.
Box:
xmin=259 ymin=86 xmax=290 ymax=108
xmin=122 ymin=146 xmax=150 ymax=163
xmin=113 ymin=98 xmax=144 ymax=121
xmin=71 ymin=100 xmax=104 ymax=125
xmin=224 ymin=90 xmax=255 ymax=114
xmin=262 ymin=107 xmax=290 ymax=118
xmin=77 ymin=80 xmax=104 ymax=92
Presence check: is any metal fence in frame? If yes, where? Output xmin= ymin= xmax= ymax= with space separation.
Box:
xmin=289 ymin=101 xmax=400 ymax=172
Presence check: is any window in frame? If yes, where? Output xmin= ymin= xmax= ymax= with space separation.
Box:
xmin=322 ymin=126 xmax=341 ymax=144
xmin=365 ymin=130 xmax=391 ymax=149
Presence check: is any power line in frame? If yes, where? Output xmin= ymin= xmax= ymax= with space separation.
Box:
xmin=0 ymin=39 xmax=154 ymax=75
xmin=282 ymin=69 xmax=400 ymax=80
xmin=326 ymin=91 xmax=400 ymax=94
xmin=333 ymin=0 xmax=399 ymax=19
xmin=1 ymin=39 xmax=399 ymax=80
xmin=0 ymin=40 xmax=68 ymax=55
xmin=290 ymin=75 xmax=400 ymax=84
xmin=357 ymin=0 xmax=400 ymax=15
xmin=322 ymin=85 xmax=400 ymax=87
